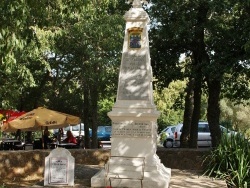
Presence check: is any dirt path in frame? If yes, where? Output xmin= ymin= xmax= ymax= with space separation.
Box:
xmin=0 ymin=165 xmax=227 ymax=188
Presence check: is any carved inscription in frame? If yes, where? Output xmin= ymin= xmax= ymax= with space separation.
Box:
xmin=49 ymin=158 xmax=68 ymax=184
xmin=112 ymin=121 xmax=152 ymax=137
xmin=118 ymin=53 xmax=149 ymax=100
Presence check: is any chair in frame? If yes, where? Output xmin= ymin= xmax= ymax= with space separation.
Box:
xmin=70 ymin=138 xmax=82 ymax=149
xmin=33 ymin=139 xmax=43 ymax=149
xmin=14 ymin=142 xmax=25 ymax=150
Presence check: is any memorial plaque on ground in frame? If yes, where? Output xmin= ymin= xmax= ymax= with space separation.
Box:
xmin=44 ymin=148 xmax=75 ymax=186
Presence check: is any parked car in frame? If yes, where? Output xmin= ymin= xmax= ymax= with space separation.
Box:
xmin=173 ymin=121 xmax=235 ymax=147
xmin=89 ymin=126 xmax=112 ymax=141
xmin=158 ymin=126 xmax=176 ymax=148
xmin=160 ymin=126 xmax=176 ymax=136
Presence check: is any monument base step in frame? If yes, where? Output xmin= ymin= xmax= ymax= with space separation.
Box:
xmin=91 ymin=166 xmax=171 ymax=188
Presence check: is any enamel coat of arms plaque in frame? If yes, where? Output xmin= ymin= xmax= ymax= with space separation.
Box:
xmin=128 ymin=27 xmax=143 ymax=49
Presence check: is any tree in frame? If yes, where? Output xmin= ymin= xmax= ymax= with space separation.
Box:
xmin=51 ymin=1 xmax=124 ymax=148
xmin=0 ymin=0 xmax=124 ymax=148
xmin=220 ymin=99 xmax=250 ymax=136
xmin=154 ymin=80 xmax=186 ymax=132
xmin=204 ymin=0 xmax=250 ymax=146
xmin=180 ymin=78 xmax=194 ymax=147
xmin=149 ymin=0 xmax=250 ymax=147
xmin=0 ymin=1 xmax=35 ymax=110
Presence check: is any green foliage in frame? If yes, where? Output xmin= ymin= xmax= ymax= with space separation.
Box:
xmin=49 ymin=1 xmax=124 ymax=142
xmin=158 ymin=132 xmax=168 ymax=144
xmin=0 ymin=0 xmax=123 ymax=110
xmin=154 ymin=80 xmax=186 ymax=132
xmin=154 ymin=80 xmax=208 ymax=132
xmin=203 ymin=133 xmax=250 ymax=187
xmin=149 ymin=0 xmax=250 ymax=147
xmin=0 ymin=0 xmax=123 ymax=147
xmin=220 ymin=99 xmax=250 ymax=137
xmin=0 ymin=0 xmax=249 ymax=149
xmin=98 ymin=98 xmax=114 ymax=125
xmin=0 ymin=114 xmax=4 ymax=121
xmin=0 ymin=184 xmax=6 ymax=188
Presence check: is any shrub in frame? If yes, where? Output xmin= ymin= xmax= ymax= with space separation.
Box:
xmin=158 ymin=132 xmax=168 ymax=144
xmin=203 ymin=132 xmax=250 ymax=188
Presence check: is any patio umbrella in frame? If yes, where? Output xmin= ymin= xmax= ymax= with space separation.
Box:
xmin=5 ymin=111 xmax=26 ymax=122
xmin=0 ymin=109 xmax=23 ymax=121
xmin=1 ymin=107 xmax=80 ymax=132
xmin=0 ymin=110 xmax=25 ymax=132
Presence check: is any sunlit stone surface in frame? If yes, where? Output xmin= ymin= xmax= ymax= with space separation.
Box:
xmin=91 ymin=1 xmax=171 ymax=187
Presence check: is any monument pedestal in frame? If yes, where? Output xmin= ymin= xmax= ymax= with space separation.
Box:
xmin=92 ymin=108 xmax=171 ymax=188
xmin=92 ymin=165 xmax=170 ymax=188
xmin=91 ymin=1 xmax=171 ymax=187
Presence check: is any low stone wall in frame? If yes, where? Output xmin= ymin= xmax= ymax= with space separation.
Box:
xmin=157 ymin=148 xmax=210 ymax=170
xmin=0 ymin=148 xmax=210 ymax=179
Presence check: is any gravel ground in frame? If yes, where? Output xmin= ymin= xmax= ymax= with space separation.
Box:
xmin=0 ymin=165 xmax=101 ymax=188
xmin=0 ymin=165 xmax=227 ymax=188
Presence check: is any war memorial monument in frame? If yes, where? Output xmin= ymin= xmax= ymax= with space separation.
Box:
xmin=91 ymin=0 xmax=171 ymax=187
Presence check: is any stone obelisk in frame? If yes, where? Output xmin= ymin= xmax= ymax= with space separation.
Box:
xmin=91 ymin=0 xmax=171 ymax=187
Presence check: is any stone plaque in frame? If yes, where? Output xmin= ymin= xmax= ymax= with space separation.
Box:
xmin=49 ymin=158 xmax=68 ymax=184
xmin=112 ymin=121 xmax=152 ymax=138
xmin=118 ymin=53 xmax=149 ymax=100
xmin=44 ymin=148 xmax=75 ymax=186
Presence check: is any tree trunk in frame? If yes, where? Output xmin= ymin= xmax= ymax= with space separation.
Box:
xmin=189 ymin=2 xmax=209 ymax=148
xmin=180 ymin=78 xmax=194 ymax=148
xmin=189 ymin=76 xmax=201 ymax=148
xmin=83 ymin=84 xmax=91 ymax=149
xmin=207 ymin=78 xmax=221 ymax=147
xmin=90 ymin=83 xmax=99 ymax=149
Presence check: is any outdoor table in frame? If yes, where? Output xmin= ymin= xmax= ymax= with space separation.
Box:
xmin=57 ymin=143 xmax=77 ymax=149
xmin=2 ymin=138 xmax=15 ymax=140
xmin=47 ymin=142 xmax=58 ymax=149
xmin=2 ymin=139 xmax=22 ymax=150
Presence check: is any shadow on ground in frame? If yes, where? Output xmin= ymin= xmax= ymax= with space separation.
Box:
xmin=0 ymin=165 xmax=227 ymax=188
xmin=0 ymin=165 xmax=102 ymax=188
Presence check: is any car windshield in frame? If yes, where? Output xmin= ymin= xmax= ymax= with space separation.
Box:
xmin=170 ymin=127 xmax=176 ymax=133
xmin=105 ymin=126 xmax=112 ymax=132
xmin=198 ymin=124 xmax=210 ymax=132
xmin=97 ymin=126 xmax=111 ymax=132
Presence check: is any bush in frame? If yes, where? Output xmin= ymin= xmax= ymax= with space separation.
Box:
xmin=203 ymin=133 xmax=250 ymax=187
xmin=158 ymin=132 xmax=168 ymax=144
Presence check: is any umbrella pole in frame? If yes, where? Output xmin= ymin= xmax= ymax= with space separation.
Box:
xmin=59 ymin=128 xmax=62 ymax=144
xmin=79 ymin=123 xmax=81 ymax=137
xmin=41 ymin=127 xmax=44 ymax=149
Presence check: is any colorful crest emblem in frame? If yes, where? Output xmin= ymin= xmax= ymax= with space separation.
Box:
xmin=128 ymin=27 xmax=143 ymax=49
